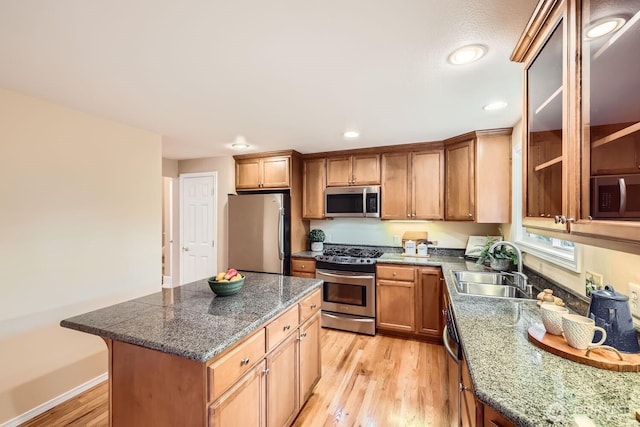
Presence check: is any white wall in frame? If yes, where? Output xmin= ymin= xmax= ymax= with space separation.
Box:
xmin=310 ymin=218 xmax=500 ymax=249
xmin=0 ymin=88 xmax=162 ymax=423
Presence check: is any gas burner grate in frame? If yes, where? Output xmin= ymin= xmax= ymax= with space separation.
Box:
xmin=322 ymin=247 xmax=383 ymax=259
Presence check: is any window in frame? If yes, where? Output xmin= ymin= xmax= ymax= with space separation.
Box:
xmin=512 ymin=147 xmax=580 ymax=272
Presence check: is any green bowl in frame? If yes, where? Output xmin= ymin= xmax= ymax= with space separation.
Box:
xmin=207 ymin=275 xmax=245 ymax=296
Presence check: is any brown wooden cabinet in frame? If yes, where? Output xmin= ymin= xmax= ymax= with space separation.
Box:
xmin=266 ymin=332 xmax=299 ymax=427
xmin=209 ymin=361 xmax=266 ymax=427
xmin=376 ymin=264 xmax=416 ymax=333
xmin=416 ymin=267 xmax=443 ymax=337
xmin=444 ymin=130 xmax=512 ymax=223
xmin=302 ymin=158 xmax=326 ymax=219
xmin=461 ymin=354 xmax=478 ymax=427
xmin=327 ymin=154 xmax=380 ymax=186
xmin=291 ymin=257 xmax=316 ymax=279
xmin=483 ymin=404 xmax=516 ymax=427
xmin=381 ymin=149 xmax=444 ymax=220
xmin=236 ymin=155 xmax=290 ymax=190
xmin=299 ymin=312 xmax=321 ymax=404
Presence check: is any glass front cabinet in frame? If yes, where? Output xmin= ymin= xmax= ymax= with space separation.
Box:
xmin=513 ymin=0 xmax=640 ymax=246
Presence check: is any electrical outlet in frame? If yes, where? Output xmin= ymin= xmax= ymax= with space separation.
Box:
xmin=630 ymin=282 xmax=640 ymax=319
xmin=585 ymin=271 xmax=604 ymax=296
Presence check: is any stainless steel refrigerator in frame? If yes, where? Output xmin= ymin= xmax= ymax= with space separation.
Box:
xmin=227 ymin=192 xmax=291 ymax=275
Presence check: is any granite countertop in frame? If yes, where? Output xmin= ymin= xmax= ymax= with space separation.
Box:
xmin=61 ymin=272 xmax=322 ymax=362
xmin=377 ymin=253 xmax=640 ymax=426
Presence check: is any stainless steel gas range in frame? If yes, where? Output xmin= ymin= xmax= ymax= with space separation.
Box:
xmin=315 ymin=247 xmax=383 ymax=336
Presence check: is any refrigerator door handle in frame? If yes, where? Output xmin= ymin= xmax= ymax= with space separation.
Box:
xmin=278 ymin=207 xmax=284 ymax=260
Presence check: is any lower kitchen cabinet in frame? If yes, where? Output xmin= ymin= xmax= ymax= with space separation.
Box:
xmin=417 ymin=267 xmax=444 ymax=337
xmin=376 ymin=264 xmax=443 ymax=340
xmin=376 ymin=264 xmax=416 ymax=333
xmin=483 ymin=404 xmax=516 ymax=427
xmin=461 ymin=354 xmax=479 ymax=427
xmin=299 ymin=312 xmax=321 ymax=404
xmin=209 ymin=360 xmax=267 ymax=427
xmin=291 ymin=257 xmax=316 ymax=278
xmin=266 ymin=332 xmax=299 ymax=427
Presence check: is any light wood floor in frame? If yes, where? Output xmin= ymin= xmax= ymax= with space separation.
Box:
xmin=20 ymin=329 xmax=450 ymax=427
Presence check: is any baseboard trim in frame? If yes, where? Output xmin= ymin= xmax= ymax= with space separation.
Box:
xmin=0 ymin=373 xmax=108 ymax=427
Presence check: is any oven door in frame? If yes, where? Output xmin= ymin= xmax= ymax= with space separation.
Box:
xmin=316 ymin=269 xmax=375 ymax=318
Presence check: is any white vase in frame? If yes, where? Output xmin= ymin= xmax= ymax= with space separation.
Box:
xmin=311 ymin=242 xmax=323 ymax=252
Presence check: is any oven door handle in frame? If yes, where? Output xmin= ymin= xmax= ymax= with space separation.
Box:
xmin=619 ymin=177 xmax=627 ymax=216
xmin=323 ymin=312 xmax=372 ymax=322
xmin=443 ymin=325 xmax=459 ymax=361
xmin=317 ymin=270 xmax=374 ymax=280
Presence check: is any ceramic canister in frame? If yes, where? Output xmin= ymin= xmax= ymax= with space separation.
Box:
xmin=404 ymin=240 xmax=416 ymax=255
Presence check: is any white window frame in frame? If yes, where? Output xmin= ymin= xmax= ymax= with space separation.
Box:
xmin=513 ymin=147 xmax=580 ymax=272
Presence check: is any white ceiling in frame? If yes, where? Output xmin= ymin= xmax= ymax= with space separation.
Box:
xmin=0 ymin=0 xmax=537 ymax=159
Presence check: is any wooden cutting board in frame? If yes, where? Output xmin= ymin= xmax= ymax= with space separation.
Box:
xmin=527 ymin=323 xmax=640 ymax=372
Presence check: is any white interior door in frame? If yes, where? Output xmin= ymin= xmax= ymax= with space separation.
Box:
xmin=180 ymin=172 xmax=217 ymax=285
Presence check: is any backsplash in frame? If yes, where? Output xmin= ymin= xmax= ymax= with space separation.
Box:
xmin=310 ymin=218 xmax=500 ymax=249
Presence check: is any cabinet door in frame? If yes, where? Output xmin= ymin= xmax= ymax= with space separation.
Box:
xmin=266 ymin=332 xmax=299 ymax=427
xmin=413 ymin=150 xmax=444 ymax=220
xmin=522 ymin=3 xmax=574 ymax=231
xmin=416 ymin=267 xmax=443 ymax=337
xmin=236 ymin=159 xmax=262 ymax=189
xmin=209 ymin=361 xmax=266 ymax=427
xmin=484 ymin=404 xmax=516 ymax=427
xmin=381 ymin=152 xmax=410 ymax=219
xmin=326 ymin=156 xmax=352 ymax=186
xmin=299 ymin=313 xmax=321 ymax=405
xmin=302 ymin=158 xmax=326 ymax=219
xmin=261 ymin=156 xmax=290 ymax=188
xmin=376 ymin=279 xmax=416 ymax=332
xmin=445 ymin=140 xmax=475 ymax=220
xmin=461 ymin=355 xmax=477 ymax=427
xmin=352 ymin=154 xmax=380 ymax=185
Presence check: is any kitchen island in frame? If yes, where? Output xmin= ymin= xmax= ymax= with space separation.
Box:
xmin=61 ymin=272 xmax=323 ymax=427
xmin=377 ymin=253 xmax=640 ymax=426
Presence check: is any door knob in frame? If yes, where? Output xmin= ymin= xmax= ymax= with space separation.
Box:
xmin=182 ymin=247 xmax=189 ymax=252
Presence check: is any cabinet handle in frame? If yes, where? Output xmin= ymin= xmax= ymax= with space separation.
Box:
xmin=301 ymin=264 xmax=305 ymax=268
xmin=284 ymin=324 xmax=291 ymax=330
xmin=392 ymin=272 xmax=397 ymax=277
xmin=240 ymin=358 xmax=250 ymax=366
xmin=407 ymin=213 xmax=411 ymax=217
xmin=310 ymin=303 xmax=317 ymax=309
xmin=467 ymin=213 xmax=473 ymax=217
xmin=262 ymin=368 xmax=270 ymax=375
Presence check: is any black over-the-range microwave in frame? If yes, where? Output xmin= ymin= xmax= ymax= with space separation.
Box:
xmin=591 ymin=174 xmax=640 ymax=219
xmin=325 ymin=185 xmax=381 ymax=218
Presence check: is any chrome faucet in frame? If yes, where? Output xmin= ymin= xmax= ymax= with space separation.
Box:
xmin=489 ymin=241 xmax=531 ymax=295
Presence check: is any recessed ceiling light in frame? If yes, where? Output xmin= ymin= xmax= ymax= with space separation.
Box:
xmin=483 ymin=101 xmax=508 ymax=111
xmin=344 ymin=131 xmax=360 ymax=140
xmin=585 ymin=17 xmax=626 ymax=39
xmin=231 ymin=135 xmax=250 ymax=150
xmin=448 ymin=44 xmax=487 ymax=65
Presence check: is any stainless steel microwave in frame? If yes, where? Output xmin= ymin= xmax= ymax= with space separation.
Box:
xmin=591 ymin=174 xmax=640 ymax=219
xmin=325 ymin=186 xmax=381 ymax=218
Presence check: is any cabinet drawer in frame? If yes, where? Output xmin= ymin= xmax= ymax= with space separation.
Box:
xmin=208 ymin=328 xmax=266 ymax=402
xmin=266 ymin=305 xmax=299 ymax=351
xmin=299 ymin=289 xmax=321 ymax=323
xmin=292 ymin=258 xmax=316 ymax=273
xmin=376 ymin=264 xmax=415 ymax=281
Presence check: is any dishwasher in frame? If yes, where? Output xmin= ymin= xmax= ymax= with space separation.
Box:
xmin=443 ymin=308 xmax=462 ymax=427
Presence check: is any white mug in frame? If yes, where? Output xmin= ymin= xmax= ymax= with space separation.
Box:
xmin=540 ymin=304 xmax=569 ymax=336
xmin=562 ymin=314 xmax=607 ymax=349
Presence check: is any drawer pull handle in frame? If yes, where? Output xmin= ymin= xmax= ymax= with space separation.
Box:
xmin=284 ymin=324 xmax=291 ymax=330
xmin=240 ymin=358 xmax=250 ymax=366
xmin=301 ymin=264 xmax=305 ymax=268
xmin=392 ymin=272 xmax=397 ymax=276
xmin=310 ymin=303 xmax=317 ymax=309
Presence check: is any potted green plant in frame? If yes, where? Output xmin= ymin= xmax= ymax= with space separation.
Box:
xmin=476 ymin=236 xmax=519 ymax=271
xmin=309 ymin=229 xmax=325 ymax=252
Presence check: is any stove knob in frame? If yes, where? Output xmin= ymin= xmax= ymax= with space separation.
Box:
xmin=366 ymin=259 xmax=371 ymax=263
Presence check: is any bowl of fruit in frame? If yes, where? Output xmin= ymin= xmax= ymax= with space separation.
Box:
xmin=208 ymin=269 xmax=245 ymax=296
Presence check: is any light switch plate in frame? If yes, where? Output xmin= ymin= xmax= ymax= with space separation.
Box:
xmin=629 ymin=282 xmax=640 ymax=319
xmin=585 ymin=271 xmax=604 ymax=296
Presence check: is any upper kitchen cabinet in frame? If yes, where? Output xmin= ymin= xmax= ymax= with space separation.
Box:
xmin=571 ymin=0 xmax=640 ymax=243
xmin=444 ymin=130 xmax=512 ymax=223
xmin=512 ymin=0 xmax=577 ymax=233
xmin=302 ymin=158 xmax=326 ymax=219
xmin=235 ymin=151 xmax=299 ymax=190
xmin=381 ymin=147 xmax=444 ymax=220
xmin=326 ymin=154 xmax=380 ymax=186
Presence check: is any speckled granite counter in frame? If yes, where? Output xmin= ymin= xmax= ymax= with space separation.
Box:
xmin=291 ymin=250 xmax=320 ymax=259
xmin=378 ymin=253 xmax=640 ymax=426
xmin=61 ymin=272 xmax=322 ymax=362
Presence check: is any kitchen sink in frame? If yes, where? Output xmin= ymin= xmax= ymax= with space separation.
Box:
xmin=452 ymin=270 xmax=535 ymax=299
